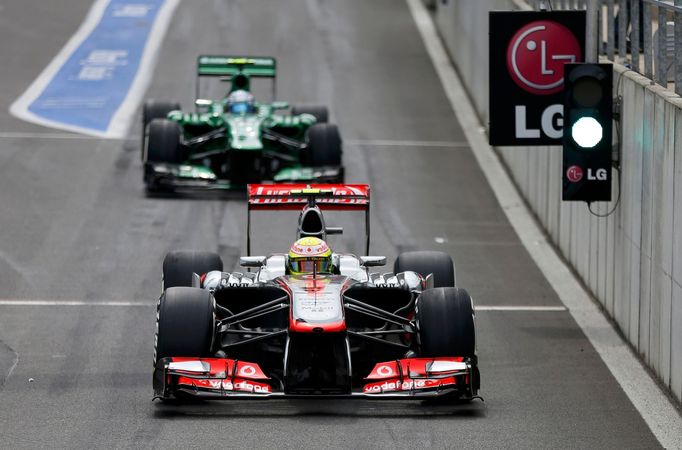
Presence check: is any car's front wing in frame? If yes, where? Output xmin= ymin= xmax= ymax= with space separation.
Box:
xmin=153 ymin=356 xmax=478 ymax=400
xmin=144 ymin=162 xmax=344 ymax=191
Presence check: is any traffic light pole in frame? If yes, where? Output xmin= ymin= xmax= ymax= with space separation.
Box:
xmin=585 ymin=0 xmax=599 ymax=63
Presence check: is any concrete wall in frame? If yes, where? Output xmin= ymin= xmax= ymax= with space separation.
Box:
xmin=433 ymin=0 xmax=682 ymax=403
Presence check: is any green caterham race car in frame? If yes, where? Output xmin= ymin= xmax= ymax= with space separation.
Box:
xmin=141 ymin=56 xmax=344 ymax=192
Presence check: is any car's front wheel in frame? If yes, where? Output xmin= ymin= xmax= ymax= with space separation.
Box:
xmin=141 ymin=100 xmax=180 ymax=160
xmin=416 ymin=287 xmax=475 ymax=358
xmin=154 ymin=287 xmax=215 ymax=365
xmin=145 ymin=119 xmax=185 ymax=164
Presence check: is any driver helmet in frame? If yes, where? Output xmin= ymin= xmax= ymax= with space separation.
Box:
xmin=288 ymin=237 xmax=333 ymax=275
xmin=226 ymin=89 xmax=255 ymax=114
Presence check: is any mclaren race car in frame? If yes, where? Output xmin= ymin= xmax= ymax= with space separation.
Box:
xmin=153 ymin=184 xmax=480 ymax=401
xmin=142 ymin=56 xmax=344 ymax=192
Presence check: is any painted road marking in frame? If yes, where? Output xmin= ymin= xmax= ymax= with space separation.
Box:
xmin=9 ymin=0 xmax=180 ymax=138
xmin=0 ymin=299 xmax=566 ymax=311
xmin=0 ymin=300 xmax=151 ymax=306
xmin=405 ymin=0 xmax=682 ymax=447
xmin=475 ymin=306 xmax=567 ymax=312
xmin=0 ymin=131 xmax=131 ymax=140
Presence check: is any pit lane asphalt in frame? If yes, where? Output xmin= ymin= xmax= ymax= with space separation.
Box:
xmin=0 ymin=0 xmax=663 ymax=448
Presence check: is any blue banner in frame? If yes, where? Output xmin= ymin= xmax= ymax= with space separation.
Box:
xmin=10 ymin=0 xmax=180 ymax=138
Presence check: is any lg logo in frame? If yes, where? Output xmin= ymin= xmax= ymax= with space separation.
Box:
xmin=566 ymin=166 xmax=608 ymax=183
xmin=566 ymin=165 xmax=583 ymax=182
xmin=590 ymin=168 xmax=608 ymax=181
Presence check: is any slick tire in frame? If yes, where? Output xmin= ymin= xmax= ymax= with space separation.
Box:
xmin=417 ymin=287 xmax=475 ymax=358
xmin=306 ymin=123 xmax=342 ymax=167
xmin=162 ymin=251 xmax=223 ymax=290
xmin=394 ymin=251 xmax=455 ymax=288
xmin=145 ymin=119 xmax=185 ymax=164
xmin=155 ymin=287 xmax=214 ymax=363
xmin=142 ymin=100 xmax=181 ymax=160
xmin=291 ymin=105 xmax=328 ymax=123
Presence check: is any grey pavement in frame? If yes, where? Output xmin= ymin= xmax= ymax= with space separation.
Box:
xmin=0 ymin=0 xmax=661 ymax=448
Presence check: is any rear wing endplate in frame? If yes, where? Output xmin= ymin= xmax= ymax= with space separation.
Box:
xmin=246 ymin=184 xmax=371 ymax=256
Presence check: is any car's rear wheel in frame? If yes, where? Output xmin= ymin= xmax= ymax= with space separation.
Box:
xmin=394 ymin=251 xmax=455 ymax=287
xmin=417 ymin=287 xmax=475 ymax=358
xmin=142 ymin=100 xmax=180 ymax=160
xmin=291 ymin=105 xmax=328 ymax=123
xmin=154 ymin=287 xmax=215 ymax=364
xmin=162 ymin=251 xmax=223 ymax=290
xmin=306 ymin=123 xmax=342 ymax=167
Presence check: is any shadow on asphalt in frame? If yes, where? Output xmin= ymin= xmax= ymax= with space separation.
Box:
xmin=152 ymin=398 xmax=487 ymax=419
xmin=144 ymin=189 xmax=248 ymax=201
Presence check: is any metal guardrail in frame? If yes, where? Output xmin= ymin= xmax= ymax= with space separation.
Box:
xmin=523 ymin=0 xmax=682 ymax=95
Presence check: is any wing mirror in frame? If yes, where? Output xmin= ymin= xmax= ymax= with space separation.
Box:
xmin=325 ymin=226 xmax=343 ymax=235
xmin=239 ymin=256 xmax=266 ymax=268
xmin=360 ymin=256 xmax=387 ymax=267
xmin=195 ymin=98 xmax=212 ymax=113
xmin=191 ymin=272 xmax=202 ymax=288
xmin=423 ymin=273 xmax=435 ymax=290
xmin=271 ymin=101 xmax=289 ymax=110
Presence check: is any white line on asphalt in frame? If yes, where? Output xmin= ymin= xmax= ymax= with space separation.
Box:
xmin=345 ymin=139 xmax=469 ymax=148
xmin=405 ymin=0 xmax=682 ymax=446
xmin=0 ymin=132 xmax=127 ymax=140
xmin=0 ymin=300 xmax=152 ymax=306
xmin=475 ymin=306 xmax=567 ymax=312
xmin=8 ymin=0 xmax=110 ymax=137
xmin=0 ymin=300 xmax=566 ymax=312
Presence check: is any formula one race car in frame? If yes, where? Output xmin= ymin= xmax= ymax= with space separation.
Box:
xmin=142 ymin=56 xmax=344 ymax=192
xmin=153 ymin=184 xmax=480 ymax=401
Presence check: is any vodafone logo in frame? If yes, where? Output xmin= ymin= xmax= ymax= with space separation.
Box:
xmin=566 ymin=165 xmax=583 ymax=182
xmin=507 ymin=21 xmax=582 ymax=95
xmin=376 ymin=365 xmax=394 ymax=377
xmin=239 ymin=365 xmax=256 ymax=377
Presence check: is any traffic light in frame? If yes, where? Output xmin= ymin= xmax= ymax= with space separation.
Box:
xmin=562 ymin=63 xmax=613 ymax=202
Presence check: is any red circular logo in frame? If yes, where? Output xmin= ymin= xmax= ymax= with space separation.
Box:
xmin=566 ymin=165 xmax=583 ymax=182
xmin=506 ymin=21 xmax=582 ymax=95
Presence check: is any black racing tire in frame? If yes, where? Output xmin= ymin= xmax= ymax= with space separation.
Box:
xmin=142 ymin=100 xmax=181 ymax=160
xmin=155 ymin=287 xmax=215 ymax=363
xmin=291 ymin=105 xmax=328 ymax=123
xmin=146 ymin=119 xmax=186 ymax=164
xmin=394 ymin=251 xmax=455 ymax=288
xmin=305 ymin=123 xmax=342 ymax=167
xmin=417 ymin=287 xmax=475 ymax=358
xmin=162 ymin=251 xmax=223 ymax=290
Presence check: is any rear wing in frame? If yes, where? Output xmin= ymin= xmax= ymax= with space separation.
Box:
xmin=246 ymin=184 xmax=370 ymax=255
xmin=247 ymin=184 xmax=369 ymax=210
xmin=197 ymin=56 xmax=277 ymax=78
xmin=195 ymin=55 xmax=277 ymax=103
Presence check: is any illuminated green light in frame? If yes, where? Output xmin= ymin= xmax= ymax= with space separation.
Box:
xmin=571 ymin=117 xmax=603 ymax=148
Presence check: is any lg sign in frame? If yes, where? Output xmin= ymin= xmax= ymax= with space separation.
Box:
xmin=489 ymin=11 xmax=585 ymax=146
xmin=507 ymin=21 xmax=581 ymax=95
xmin=508 ymin=20 xmax=581 ymax=140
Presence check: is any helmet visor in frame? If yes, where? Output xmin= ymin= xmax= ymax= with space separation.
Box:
xmin=230 ymin=102 xmax=250 ymax=114
xmin=290 ymin=257 xmax=332 ymax=274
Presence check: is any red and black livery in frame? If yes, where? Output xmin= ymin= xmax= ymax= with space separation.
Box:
xmin=153 ymin=184 xmax=481 ymax=401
